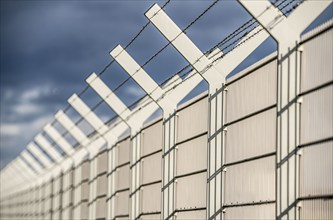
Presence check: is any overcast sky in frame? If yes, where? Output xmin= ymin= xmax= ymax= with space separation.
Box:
xmin=1 ymin=0 xmax=332 ymax=170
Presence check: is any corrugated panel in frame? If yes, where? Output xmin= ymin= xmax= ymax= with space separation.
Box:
xmin=118 ymin=138 xmax=130 ymax=166
xmin=115 ymin=190 xmax=129 ymax=216
xmin=44 ymin=212 xmax=52 ymax=219
xmin=74 ymin=166 xmax=82 ymax=186
xmin=81 ymin=201 xmax=89 ymax=220
xmin=53 ymin=211 xmax=60 ymax=220
xmin=176 ymin=135 xmax=207 ymax=176
xmin=142 ymin=152 xmax=161 ymax=184
xmin=224 ymin=203 xmax=275 ymax=219
xmin=62 ymin=190 xmax=71 ymax=208
xmin=141 ymin=182 xmax=161 ymax=213
xmin=224 ymin=156 xmax=275 ymax=204
xmin=300 ymin=85 xmax=333 ymax=144
xmin=117 ymin=164 xmax=130 ymax=190
xmin=226 ymin=60 xmax=277 ymax=123
xmin=74 ymin=185 xmax=81 ymax=206
xmin=175 ymin=210 xmax=206 ymax=219
xmin=177 ymin=97 xmax=208 ymax=142
xmin=44 ymin=182 xmax=52 ymax=197
xmin=301 ymin=28 xmax=333 ymax=93
xmin=226 ymin=108 xmax=276 ymax=164
xmin=53 ymin=177 xmax=61 ymax=194
xmin=176 ymin=172 xmax=206 ymax=209
xmin=82 ymin=161 xmax=90 ymax=180
xmin=44 ymin=197 xmax=52 ymax=212
xmin=176 ymin=210 xmax=206 ymax=219
xmin=142 ymin=121 xmax=163 ymax=157
xmin=141 ymin=214 xmax=161 ymax=219
xmin=96 ymin=198 xmax=107 ymax=220
xmin=62 ymin=209 xmax=71 ymax=220
xmin=300 ymin=199 xmax=333 ymax=220
xmin=81 ymin=182 xmax=89 ymax=201
xmin=52 ymin=193 xmax=61 ymax=211
xmin=96 ymin=174 xmax=107 ymax=196
xmin=300 ymin=141 xmax=333 ymax=197
xmin=63 ymin=171 xmax=72 ymax=191
xmin=97 ymin=151 xmax=108 ymax=174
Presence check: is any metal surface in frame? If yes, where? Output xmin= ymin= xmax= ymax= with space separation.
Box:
xmin=1 ymin=5 xmax=332 ymax=220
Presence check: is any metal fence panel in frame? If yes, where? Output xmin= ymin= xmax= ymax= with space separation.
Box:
xmin=118 ymin=138 xmax=130 ymax=166
xmin=115 ymin=190 xmax=129 ymax=217
xmin=301 ymin=28 xmax=333 ymax=93
xmin=98 ymin=151 xmax=108 ymax=174
xmin=226 ymin=108 xmax=276 ymax=164
xmin=117 ymin=164 xmax=130 ymax=190
xmin=142 ymin=121 xmax=163 ymax=157
xmin=141 ymin=182 xmax=161 ymax=214
xmin=142 ymin=152 xmax=162 ymax=185
xmin=96 ymin=174 xmax=107 ymax=197
xmin=300 ymin=85 xmax=333 ymax=144
xmin=177 ymin=97 xmax=208 ymax=142
xmin=226 ymin=60 xmax=277 ymax=123
xmin=224 ymin=203 xmax=275 ymax=219
xmin=96 ymin=197 xmax=107 ymax=220
xmin=175 ymin=210 xmax=206 ymax=219
xmin=300 ymin=141 xmax=333 ymax=197
xmin=141 ymin=214 xmax=161 ymax=219
xmin=224 ymin=156 xmax=275 ymax=204
xmin=176 ymin=135 xmax=207 ymax=176
xmin=300 ymin=199 xmax=333 ymax=220
xmin=82 ymin=160 xmax=90 ymax=180
xmin=176 ymin=172 xmax=206 ymax=210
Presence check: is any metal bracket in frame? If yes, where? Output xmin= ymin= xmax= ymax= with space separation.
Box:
xmin=44 ymin=123 xmax=74 ymax=156
xmin=145 ymin=4 xmax=225 ymax=91
xmin=35 ymin=134 xmax=62 ymax=163
xmin=55 ymin=110 xmax=90 ymax=147
xmin=238 ymin=0 xmax=332 ymax=50
xmin=68 ymin=93 xmax=109 ymax=135
xmin=27 ymin=142 xmax=53 ymax=169
xmin=20 ymin=150 xmax=44 ymax=174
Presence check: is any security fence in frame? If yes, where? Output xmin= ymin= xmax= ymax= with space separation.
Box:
xmin=1 ymin=1 xmax=332 ymax=219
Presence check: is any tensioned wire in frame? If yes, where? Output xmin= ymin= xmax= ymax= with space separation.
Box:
xmin=42 ymin=0 xmax=301 ymax=159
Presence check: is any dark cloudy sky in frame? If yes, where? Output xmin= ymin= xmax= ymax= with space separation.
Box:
xmin=1 ymin=0 xmax=332 ymax=170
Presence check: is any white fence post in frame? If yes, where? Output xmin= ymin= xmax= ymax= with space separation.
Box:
xmin=237 ymin=0 xmax=332 ymax=218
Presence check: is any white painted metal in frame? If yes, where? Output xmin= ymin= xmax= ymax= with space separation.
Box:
xmin=110 ymin=45 xmax=176 ymax=115
xmin=87 ymin=73 xmax=132 ymax=120
xmin=144 ymin=4 xmax=277 ymax=218
xmin=1 ymin=9 xmax=332 ymax=220
xmin=44 ymin=123 xmax=74 ymax=156
xmin=55 ymin=110 xmax=90 ymax=147
xmin=35 ymin=134 xmax=62 ymax=163
xmin=68 ymin=93 xmax=109 ymax=135
xmin=21 ymin=151 xmax=44 ymax=174
xmin=145 ymin=4 xmax=225 ymax=91
xmin=27 ymin=143 xmax=53 ymax=169
xmin=238 ymin=1 xmax=332 ymax=218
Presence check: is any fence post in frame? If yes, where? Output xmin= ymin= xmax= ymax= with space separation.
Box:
xmin=144 ymin=4 xmax=274 ymax=219
xmin=44 ymin=124 xmax=75 ymax=156
xmin=34 ymin=134 xmax=63 ymax=163
xmin=55 ymin=110 xmax=90 ymax=220
xmin=237 ymin=1 xmax=331 ymax=219
xmin=27 ymin=143 xmax=53 ymax=169
xmin=67 ymin=94 xmax=110 ymax=220
xmin=87 ymin=70 xmax=187 ymax=219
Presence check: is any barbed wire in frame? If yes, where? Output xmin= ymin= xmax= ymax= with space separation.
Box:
xmin=33 ymin=0 xmax=304 ymax=165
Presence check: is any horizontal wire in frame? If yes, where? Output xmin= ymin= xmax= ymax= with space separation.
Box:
xmin=63 ymin=0 xmax=222 ymax=135
xmin=27 ymin=0 xmax=304 ymax=164
xmin=48 ymin=0 xmax=173 ymax=141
